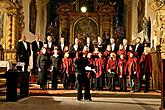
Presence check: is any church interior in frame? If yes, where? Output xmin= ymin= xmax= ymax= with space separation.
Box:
xmin=0 ymin=0 xmax=165 ymax=109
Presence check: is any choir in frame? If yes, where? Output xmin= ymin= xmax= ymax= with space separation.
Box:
xmin=30 ymin=35 xmax=152 ymax=93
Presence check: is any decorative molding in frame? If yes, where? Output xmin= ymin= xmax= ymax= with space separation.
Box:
xmin=149 ymin=0 xmax=165 ymax=11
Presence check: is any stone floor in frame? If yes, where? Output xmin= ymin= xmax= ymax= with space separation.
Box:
xmin=0 ymin=96 xmax=161 ymax=110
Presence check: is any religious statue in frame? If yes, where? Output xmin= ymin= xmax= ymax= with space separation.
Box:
xmin=143 ymin=17 xmax=149 ymax=42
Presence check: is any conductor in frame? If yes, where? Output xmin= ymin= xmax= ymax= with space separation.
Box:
xmin=74 ymin=52 xmax=92 ymax=101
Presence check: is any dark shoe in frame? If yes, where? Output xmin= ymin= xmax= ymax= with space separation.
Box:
xmin=84 ymin=98 xmax=92 ymax=101
xmin=77 ymin=97 xmax=83 ymax=101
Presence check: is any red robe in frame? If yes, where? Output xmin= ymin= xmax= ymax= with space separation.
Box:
xmin=62 ymin=58 xmax=74 ymax=76
xmin=87 ymin=58 xmax=94 ymax=78
xmin=103 ymin=50 xmax=111 ymax=58
xmin=95 ymin=58 xmax=105 ymax=78
xmin=125 ymin=57 xmax=140 ymax=78
xmin=139 ymin=53 xmax=153 ymax=76
xmin=92 ymin=52 xmax=99 ymax=58
xmin=106 ymin=58 xmax=117 ymax=73
xmin=117 ymin=58 xmax=127 ymax=77
xmin=117 ymin=49 xmax=126 ymax=57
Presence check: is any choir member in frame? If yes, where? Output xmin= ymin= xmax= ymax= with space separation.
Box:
xmin=37 ymin=47 xmax=50 ymax=90
xmin=103 ymin=44 xmax=112 ymax=59
xmin=85 ymin=37 xmax=94 ymax=52
xmin=139 ymin=47 xmax=152 ymax=93
xmin=95 ymin=52 xmax=105 ymax=91
xmin=123 ymin=39 xmax=129 ymax=53
xmin=117 ymin=44 xmax=126 ymax=59
xmin=125 ymin=51 xmax=139 ymax=93
xmin=62 ymin=52 xmax=74 ymax=90
xmin=44 ymin=35 xmax=55 ymax=55
xmin=134 ymin=37 xmax=144 ymax=60
xmin=58 ymin=37 xmax=67 ymax=52
xmin=106 ymin=52 xmax=117 ymax=91
xmin=110 ymin=37 xmax=118 ymax=53
xmin=73 ymin=52 xmax=80 ymax=90
xmin=74 ymin=52 xmax=92 ymax=101
xmin=123 ymin=39 xmax=129 ymax=60
xmin=32 ymin=34 xmax=43 ymax=75
xmin=86 ymin=53 xmax=95 ymax=90
xmin=50 ymin=47 xmax=61 ymax=90
xmin=82 ymin=45 xmax=89 ymax=57
xmin=16 ymin=34 xmax=31 ymax=72
xmin=127 ymin=45 xmax=134 ymax=60
xmin=93 ymin=46 xmax=99 ymax=58
xmin=70 ymin=38 xmax=83 ymax=59
xmin=118 ymin=54 xmax=127 ymax=92
xmin=97 ymin=36 xmax=106 ymax=52
xmin=103 ymin=44 xmax=112 ymax=86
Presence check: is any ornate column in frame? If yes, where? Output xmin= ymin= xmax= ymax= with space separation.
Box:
xmin=110 ymin=16 xmax=113 ymax=38
xmin=12 ymin=14 xmax=17 ymax=49
xmin=6 ymin=15 xmax=12 ymax=50
xmin=99 ymin=15 xmax=103 ymax=37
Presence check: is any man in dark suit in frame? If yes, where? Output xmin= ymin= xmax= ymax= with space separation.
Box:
xmin=110 ymin=37 xmax=118 ymax=53
xmin=58 ymin=37 xmax=67 ymax=52
xmin=32 ymin=34 xmax=43 ymax=74
xmin=85 ymin=37 xmax=94 ymax=52
xmin=123 ymin=39 xmax=129 ymax=60
xmin=44 ymin=35 xmax=55 ymax=55
xmin=16 ymin=34 xmax=31 ymax=72
xmin=70 ymin=38 xmax=83 ymax=59
xmin=134 ymin=37 xmax=144 ymax=60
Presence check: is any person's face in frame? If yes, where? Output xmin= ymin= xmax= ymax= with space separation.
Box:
xmin=65 ymin=46 xmax=69 ymax=51
xmin=43 ymin=44 xmax=48 ymax=48
xmin=98 ymin=37 xmax=102 ymax=43
xmin=87 ymin=53 xmax=92 ymax=58
xmin=110 ymin=38 xmax=115 ymax=44
xmin=42 ymin=48 xmax=46 ymax=54
xmin=98 ymin=53 xmax=102 ymax=58
xmin=136 ymin=38 xmax=141 ymax=44
xmin=47 ymin=36 xmax=52 ymax=41
xmin=66 ymin=52 xmax=69 ymax=58
xmin=120 ymin=54 xmax=124 ymax=59
xmin=61 ymin=37 xmax=65 ymax=43
xmin=87 ymin=37 xmax=90 ymax=44
xmin=95 ymin=47 xmax=99 ymax=52
xmin=107 ymin=45 xmax=111 ymax=51
xmin=144 ymin=47 xmax=148 ymax=54
xmin=22 ymin=35 xmax=26 ymax=41
xmin=129 ymin=46 xmax=133 ymax=50
xmin=83 ymin=46 xmax=88 ymax=51
xmin=75 ymin=38 xmax=79 ymax=44
xmin=74 ymin=45 xmax=78 ymax=50
xmin=123 ymin=39 xmax=127 ymax=45
xmin=119 ymin=44 xmax=124 ymax=50
xmin=35 ymin=35 xmax=40 ymax=41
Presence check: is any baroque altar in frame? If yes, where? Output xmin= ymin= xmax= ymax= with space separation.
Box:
xmin=57 ymin=2 xmax=116 ymax=46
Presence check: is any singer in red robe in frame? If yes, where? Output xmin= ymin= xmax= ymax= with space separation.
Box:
xmin=95 ymin=52 xmax=105 ymax=90
xmin=126 ymin=51 xmax=140 ymax=93
xmin=138 ymin=47 xmax=153 ymax=92
xmin=106 ymin=52 xmax=117 ymax=91
xmin=118 ymin=54 xmax=127 ymax=92
xmin=62 ymin=52 xmax=74 ymax=90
